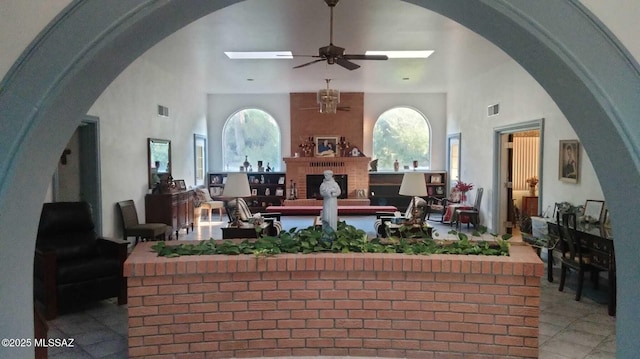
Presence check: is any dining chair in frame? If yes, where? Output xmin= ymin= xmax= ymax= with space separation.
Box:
xmin=426 ymin=188 xmax=462 ymax=222
xmin=117 ymin=200 xmax=169 ymax=245
xmin=454 ymin=188 xmax=483 ymax=229
xmin=557 ymin=211 xmax=603 ymax=301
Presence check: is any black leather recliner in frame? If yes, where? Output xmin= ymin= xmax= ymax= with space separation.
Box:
xmin=33 ymin=202 xmax=128 ymax=319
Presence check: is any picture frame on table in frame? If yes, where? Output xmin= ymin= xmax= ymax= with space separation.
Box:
xmin=559 ymin=140 xmax=579 ymax=183
xmin=314 ymin=136 xmax=339 ymax=157
xmin=278 ymin=176 xmax=285 ymax=185
xmin=583 ymin=199 xmax=605 ymax=223
xmin=210 ymin=187 xmax=223 ymax=196
xmin=174 ymin=179 xmax=186 ymax=191
xmin=431 ymin=175 xmax=442 ymax=184
xmin=435 ymin=186 xmax=444 ymax=195
xmin=275 ymin=188 xmax=284 ymax=197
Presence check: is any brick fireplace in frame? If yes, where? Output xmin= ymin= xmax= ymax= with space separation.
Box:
xmin=283 ymin=157 xmax=371 ymax=199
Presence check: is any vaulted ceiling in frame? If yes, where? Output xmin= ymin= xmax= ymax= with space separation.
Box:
xmin=141 ymin=0 xmax=511 ymax=94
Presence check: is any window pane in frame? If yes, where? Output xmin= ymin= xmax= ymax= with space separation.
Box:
xmin=372 ymin=107 xmax=431 ymax=170
xmin=223 ymin=109 xmax=281 ymax=171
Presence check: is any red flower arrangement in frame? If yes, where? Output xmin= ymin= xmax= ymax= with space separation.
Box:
xmin=454 ymin=181 xmax=474 ymax=192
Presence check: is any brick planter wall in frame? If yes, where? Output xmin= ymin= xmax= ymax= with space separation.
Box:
xmin=124 ymin=243 xmax=543 ymax=358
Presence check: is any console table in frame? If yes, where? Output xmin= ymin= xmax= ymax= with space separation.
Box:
xmin=145 ymin=190 xmax=194 ymax=239
xmin=521 ymin=196 xmax=539 ymax=216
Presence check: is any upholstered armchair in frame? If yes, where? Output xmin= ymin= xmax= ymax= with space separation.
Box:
xmin=374 ymin=196 xmax=427 ymax=238
xmin=33 ymin=202 xmax=128 ymax=319
xmin=426 ymin=188 xmax=462 ymax=222
xmin=225 ymin=198 xmax=282 ymax=237
xmin=193 ymin=187 xmax=224 ymax=225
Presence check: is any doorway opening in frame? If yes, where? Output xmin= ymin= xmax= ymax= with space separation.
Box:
xmin=52 ymin=116 xmax=102 ymax=233
xmin=492 ymin=119 xmax=544 ymax=234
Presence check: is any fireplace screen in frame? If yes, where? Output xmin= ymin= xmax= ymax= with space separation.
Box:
xmin=306 ymin=174 xmax=348 ymax=199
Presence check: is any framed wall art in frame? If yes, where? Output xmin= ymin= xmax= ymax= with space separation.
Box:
xmin=559 ymin=140 xmax=579 ymax=183
xmin=314 ymin=136 xmax=338 ymax=157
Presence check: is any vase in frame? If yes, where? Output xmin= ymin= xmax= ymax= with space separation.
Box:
xmin=461 ymin=191 xmax=468 ymax=203
xmin=243 ymin=155 xmax=250 ymax=170
xmin=529 ymin=185 xmax=536 ymax=196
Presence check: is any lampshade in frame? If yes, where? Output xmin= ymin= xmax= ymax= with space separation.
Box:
xmin=399 ymin=172 xmax=428 ymax=197
xmin=222 ymin=173 xmax=251 ymax=197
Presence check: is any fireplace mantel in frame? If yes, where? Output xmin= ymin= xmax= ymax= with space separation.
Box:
xmin=283 ymin=156 xmax=371 ymax=199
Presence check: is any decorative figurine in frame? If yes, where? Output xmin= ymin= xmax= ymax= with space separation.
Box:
xmin=319 ymin=170 xmax=341 ymax=231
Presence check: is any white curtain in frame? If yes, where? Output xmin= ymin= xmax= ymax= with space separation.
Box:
xmin=513 ymin=137 xmax=539 ymax=190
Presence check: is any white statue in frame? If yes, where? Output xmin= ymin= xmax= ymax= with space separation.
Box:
xmin=319 ymin=170 xmax=341 ymax=231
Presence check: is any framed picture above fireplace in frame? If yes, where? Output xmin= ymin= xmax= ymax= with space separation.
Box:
xmin=315 ymin=136 xmax=338 ymax=157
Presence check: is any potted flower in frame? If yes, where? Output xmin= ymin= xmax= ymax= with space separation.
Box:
xmin=526 ymin=176 xmax=539 ymax=195
xmin=454 ymin=180 xmax=474 ymax=203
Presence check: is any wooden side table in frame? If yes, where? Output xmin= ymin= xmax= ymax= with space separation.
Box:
xmin=521 ymin=196 xmax=539 ymax=216
xmin=222 ymin=222 xmax=269 ymax=239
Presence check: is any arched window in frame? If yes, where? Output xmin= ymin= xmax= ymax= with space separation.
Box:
xmin=372 ymin=107 xmax=431 ymax=171
xmin=222 ymin=108 xmax=281 ymax=171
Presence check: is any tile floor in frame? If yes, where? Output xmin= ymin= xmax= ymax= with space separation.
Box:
xmin=46 ymin=216 xmax=616 ymax=358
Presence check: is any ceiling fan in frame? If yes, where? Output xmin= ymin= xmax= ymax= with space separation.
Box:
xmin=291 ymin=0 xmax=388 ymax=70
xmin=300 ymin=79 xmax=350 ymax=113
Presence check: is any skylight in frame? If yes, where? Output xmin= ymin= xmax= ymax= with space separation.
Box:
xmin=365 ymin=50 xmax=434 ymax=59
xmin=224 ymin=51 xmax=293 ymax=59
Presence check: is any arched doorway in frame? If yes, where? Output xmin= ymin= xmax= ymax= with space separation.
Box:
xmin=1 ymin=1 xmax=638 ymax=357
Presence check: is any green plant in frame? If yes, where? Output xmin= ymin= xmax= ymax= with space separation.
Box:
xmin=151 ymin=221 xmax=510 ymax=258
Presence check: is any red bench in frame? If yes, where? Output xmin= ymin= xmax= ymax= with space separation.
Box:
xmin=265 ymin=205 xmax=398 ymax=216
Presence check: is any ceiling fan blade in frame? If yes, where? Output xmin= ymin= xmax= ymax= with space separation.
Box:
xmin=344 ymin=54 xmax=388 ymax=61
xmin=293 ymin=58 xmax=326 ymax=69
xmin=336 ymin=58 xmax=360 ymax=70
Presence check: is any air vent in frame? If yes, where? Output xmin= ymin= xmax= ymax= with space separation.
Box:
xmin=157 ymin=105 xmax=169 ymax=117
xmin=488 ymin=103 xmax=499 ymax=117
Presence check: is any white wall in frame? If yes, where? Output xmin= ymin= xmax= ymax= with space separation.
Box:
xmin=88 ymin=56 xmax=207 ymax=238
xmin=205 ymin=93 xmax=446 ymax=174
xmin=447 ymin=60 xmax=604 ymax=229
xmin=364 ymin=93 xmax=448 ymax=171
xmin=207 ymin=94 xmax=291 ymax=172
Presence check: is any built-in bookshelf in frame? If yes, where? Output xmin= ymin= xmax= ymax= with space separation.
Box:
xmin=369 ymin=171 xmax=447 ymax=212
xmin=208 ymin=172 xmax=286 ymax=213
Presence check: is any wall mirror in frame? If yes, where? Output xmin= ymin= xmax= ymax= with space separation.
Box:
xmin=148 ymin=138 xmax=171 ymax=189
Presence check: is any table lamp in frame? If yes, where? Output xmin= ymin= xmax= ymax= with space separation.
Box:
xmin=222 ymin=173 xmax=251 ymax=227
xmin=399 ymin=172 xmax=428 ymax=224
